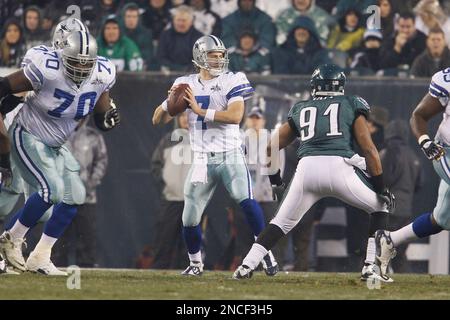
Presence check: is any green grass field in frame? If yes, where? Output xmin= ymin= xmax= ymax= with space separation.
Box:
xmin=1 ymin=269 xmax=450 ymax=299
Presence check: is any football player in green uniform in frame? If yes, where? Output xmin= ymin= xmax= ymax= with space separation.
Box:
xmin=233 ymin=64 xmax=395 ymax=282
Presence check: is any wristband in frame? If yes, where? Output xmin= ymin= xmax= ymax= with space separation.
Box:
xmin=371 ymin=174 xmax=385 ymax=194
xmin=161 ymin=100 xmax=168 ymax=112
xmin=418 ymin=134 xmax=430 ymax=145
xmin=204 ymin=109 xmax=216 ymax=122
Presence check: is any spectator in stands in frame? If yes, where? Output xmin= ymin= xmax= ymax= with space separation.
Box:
xmin=380 ymin=12 xmax=427 ymax=70
xmin=222 ymin=0 xmax=275 ymax=49
xmin=97 ymin=15 xmax=144 ymax=71
xmin=380 ymin=120 xmax=423 ymax=273
xmin=0 ymin=18 xmax=26 ymax=68
xmin=379 ymin=0 xmax=397 ymax=41
xmin=151 ymin=112 xmax=190 ymax=269
xmin=210 ymin=0 xmax=238 ymax=18
xmin=81 ymin=0 xmax=122 ymax=37
xmin=410 ymin=27 xmax=450 ymax=78
xmin=333 ymin=0 xmax=376 ymax=18
xmin=413 ymin=0 xmax=450 ymax=47
xmin=185 ymin=0 xmax=222 ymax=36
xmin=272 ymin=16 xmax=331 ymax=74
xmin=276 ymin=0 xmax=335 ymax=45
xmin=22 ymin=6 xmax=49 ymax=49
xmin=350 ymin=29 xmax=383 ymax=72
xmin=142 ymin=0 xmax=172 ymax=41
xmin=255 ymin=0 xmax=291 ymax=20
xmin=157 ymin=5 xmax=202 ymax=72
xmin=120 ymin=2 xmax=154 ymax=71
xmin=327 ymin=8 xmax=365 ymax=52
xmin=228 ymin=29 xmax=271 ymax=75
xmin=53 ymin=118 xmax=108 ymax=268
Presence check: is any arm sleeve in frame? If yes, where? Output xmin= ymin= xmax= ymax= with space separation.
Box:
xmin=225 ymin=72 xmax=254 ymax=105
xmin=429 ymin=70 xmax=450 ymax=106
xmin=23 ymin=61 xmax=44 ymax=91
xmin=350 ymin=95 xmax=371 ymax=119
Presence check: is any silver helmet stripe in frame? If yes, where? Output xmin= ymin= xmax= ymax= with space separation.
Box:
xmin=208 ymin=35 xmax=219 ymax=46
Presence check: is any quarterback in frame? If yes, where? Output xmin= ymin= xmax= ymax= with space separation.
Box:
xmin=0 ymin=31 xmax=119 ymax=275
xmin=152 ymin=35 xmax=278 ymax=276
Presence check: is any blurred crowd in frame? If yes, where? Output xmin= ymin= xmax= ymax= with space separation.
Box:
xmin=2 ymin=0 xmax=450 ymax=78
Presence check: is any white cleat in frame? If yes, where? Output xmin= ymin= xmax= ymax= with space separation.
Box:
xmin=0 ymin=231 xmax=26 ymax=272
xmin=261 ymin=250 xmax=279 ymax=276
xmin=26 ymin=251 xmax=67 ymax=276
xmin=361 ymin=263 xmax=393 ymax=283
xmin=233 ymin=265 xmax=253 ymax=280
xmin=375 ymin=230 xmax=397 ymax=276
xmin=181 ymin=261 xmax=203 ymax=276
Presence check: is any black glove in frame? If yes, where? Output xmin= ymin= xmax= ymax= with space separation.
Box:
xmin=378 ymin=188 xmax=396 ymax=213
xmin=104 ymin=99 xmax=120 ymax=129
xmin=0 ymin=153 xmax=12 ymax=189
xmin=420 ymin=138 xmax=444 ymax=160
xmin=0 ymin=94 xmax=23 ymax=116
xmin=269 ymin=170 xmax=286 ymax=202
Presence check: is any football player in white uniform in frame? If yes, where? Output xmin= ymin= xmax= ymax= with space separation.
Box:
xmin=0 ymin=17 xmax=89 ymax=220
xmin=376 ymin=69 xmax=450 ymax=278
xmin=152 ymin=35 xmax=278 ymax=276
xmin=0 ymin=31 xmax=119 ymax=275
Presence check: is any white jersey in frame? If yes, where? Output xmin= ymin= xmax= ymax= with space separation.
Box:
xmin=3 ymin=45 xmax=51 ymax=130
xmin=18 ymin=46 xmax=116 ymax=147
xmin=429 ymin=69 xmax=450 ymax=146
xmin=171 ymin=71 xmax=254 ymax=153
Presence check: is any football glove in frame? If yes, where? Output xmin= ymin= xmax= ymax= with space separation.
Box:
xmin=420 ymin=138 xmax=444 ymax=161
xmin=104 ymin=99 xmax=120 ymax=129
xmin=0 ymin=94 xmax=23 ymax=116
xmin=378 ymin=188 xmax=396 ymax=213
xmin=269 ymin=170 xmax=286 ymax=202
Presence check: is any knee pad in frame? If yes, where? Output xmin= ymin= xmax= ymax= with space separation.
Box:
xmin=47 ymin=177 xmax=65 ymax=204
xmin=63 ymin=172 xmax=86 ymax=205
xmin=182 ymin=202 xmax=202 ymax=227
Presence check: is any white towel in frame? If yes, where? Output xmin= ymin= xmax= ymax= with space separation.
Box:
xmin=344 ymin=154 xmax=367 ymax=172
xmin=190 ymin=152 xmax=208 ymax=184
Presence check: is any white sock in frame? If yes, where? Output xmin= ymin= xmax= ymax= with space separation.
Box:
xmin=188 ymin=251 xmax=202 ymax=263
xmin=8 ymin=221 xmax=29 ymax=239
xmin=390 ymin=223 xmax=417 ymax=246
xmin=242 ymin=243 xmax=268 ymax=270
xmin=33 ymin=234 xmax=58 ymax=260
xmin=365 ymin=237 xmax=375 ymax=264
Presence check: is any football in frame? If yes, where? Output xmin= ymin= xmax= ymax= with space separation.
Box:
xmin=167 ymin=83 xmax=190 ymax=116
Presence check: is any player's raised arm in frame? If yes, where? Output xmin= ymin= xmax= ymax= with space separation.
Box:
xmin=93 ymin=91 xmax=120 ymax=131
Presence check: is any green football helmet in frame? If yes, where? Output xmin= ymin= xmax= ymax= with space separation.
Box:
xmin=310 ymin=64 xmax=346 ymax=97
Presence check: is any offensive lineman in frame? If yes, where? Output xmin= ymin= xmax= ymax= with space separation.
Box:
xmin=152 ymin=35 xmax=278 ymax=276
xmin=233 ymin=64 xmax=395 ymax=282
xmin=376 ymin=68 xmax=450 ymax=278
xmin=0 ymin=31 xmax=119 ymax=275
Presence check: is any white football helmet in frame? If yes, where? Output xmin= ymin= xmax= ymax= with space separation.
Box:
xmin=192 ymin=35 xmax=229 ymax=76
xmin=62 ymin=31 xmax=97 ymax=84
xmin=52 ymin=18 xmax=88 ymax=49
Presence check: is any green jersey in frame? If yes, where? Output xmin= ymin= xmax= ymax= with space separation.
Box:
xmin=287 ymin=95 xmax=370 ymax=159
